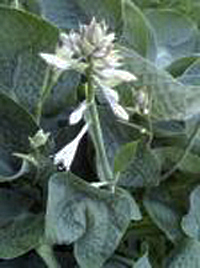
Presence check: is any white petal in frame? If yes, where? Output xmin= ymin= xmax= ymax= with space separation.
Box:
xmin=59 ymin=32 xmax=71 ymax=47
xmin=143 ymin=108 xmax=149 ymax=115
xmin=111 ymin=102 xmax=129 ymax=121
xmin=102 ymin=86 xmax=129 ymax=121
xmin=93 ymin=47 xmax=108 ymax=58
xmin=69 ymin=101 xmax=87 ymax=125
xmin=104 ymin=33 xmax=115 ymax=44
xmin=91 ymin=181 xmax=110 ymax=188
xmin=101 ymin=68 xmax=137 ymax=82
xmin=40 ymin=53 xmax=71 ymax=70
xmin=103 ymin=87 xmax=119 ymax=103
xmin=54 ymin=124 xmax=88 ymax=170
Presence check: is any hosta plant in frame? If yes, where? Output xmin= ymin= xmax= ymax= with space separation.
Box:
xmin=1 ymin=1 xmax=200 ymax=268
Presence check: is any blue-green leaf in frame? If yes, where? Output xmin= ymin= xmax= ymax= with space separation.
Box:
xmin=121 ymin=0 xmax=157 ymax=60
xmin=0 ymin=91 xmax=38 ymax=180
xmin=0 ymin=188 xmax=44 ymax=259
xmin=145 ymin=9 xmax=199 ymax=67
xmin=46 ymin=172 xmax=141 ymax=268
xmin=164 ymin=238 xmax=200 ymax=268
xmin=144 ymin=188 xmax=184 ymax=242
xmin=182 ymin=185 xmax=200 ymax=240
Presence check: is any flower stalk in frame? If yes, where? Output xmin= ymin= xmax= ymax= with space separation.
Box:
xmin=40 ymin=17 xmax=137 ymax=187
xmin=85 ymin=56 xmax=113 ymax=182
xmin=87 ymin=99 xmax=114 ymax=182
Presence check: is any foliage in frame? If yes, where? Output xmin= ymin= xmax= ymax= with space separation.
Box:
xmin=1 ymin=0 xmax=200 ymax=268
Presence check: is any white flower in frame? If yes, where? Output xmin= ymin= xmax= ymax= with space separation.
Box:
xmin=39 ymin=18 xmax=136 ymax=86
xmin=54 ymin=124 xmax=88 ymax=170
xmin=54 ymin=100 xmax=88 ymax=171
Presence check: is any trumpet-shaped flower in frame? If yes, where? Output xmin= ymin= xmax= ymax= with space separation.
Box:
xmin=54 ymin=124 xmax=88 ymax=170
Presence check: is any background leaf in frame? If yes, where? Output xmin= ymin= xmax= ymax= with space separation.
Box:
xmin=0 ymin=92 xmax=38 ymax=178
xmin=145 ymin=9 xmax=199 ymax=67
xmin=143 ymin=187 xmax=184 ymax=243
xmin=154 ymin=146 xmax=200 ymax=174
xmin=121 ymin=0 xmax=157 ymax=60
xmin=0 ymin=7 xmax=79 ymax=118
xmin=181 ymin=185 xmax=200 ymax=240
xmin=118 ymin=143 xmax=161 ymax=188
xmin=0 ymin=188 xmax=44 ymax=259
xmin=164 ymin=238 xmax=200 ymax=268
xmin=46 ymin=172 xmax=141 ymax=268
xmin=39 ymin=0 xmax=121 ymax=30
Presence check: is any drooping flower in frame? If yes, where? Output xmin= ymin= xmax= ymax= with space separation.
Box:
xmin=54 ymin=102 xmax=88 ymax=170
xmin=54 ymin=124 xmax=88 ymax=170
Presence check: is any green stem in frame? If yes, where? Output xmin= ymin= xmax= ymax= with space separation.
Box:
xmin=36 ymin=244 xmax=61 ymax=268
xmin=85 ymin=59 xmax=114 ymax=183
xmin=87 ymin=101 xmax=114 ymax=182
xmin=35 ymin=66 xmax=51 ymax=124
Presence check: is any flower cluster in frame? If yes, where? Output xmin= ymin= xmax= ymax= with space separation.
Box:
xmin=40 ymin=18 xmax=137 ymax=171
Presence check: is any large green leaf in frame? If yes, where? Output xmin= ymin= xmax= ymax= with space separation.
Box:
xmin=0 ymin=7 xmax=56 ymax=113
xmin=0 ymin=0 xmax=40 ymax=13
xmin=118 ymin=143 xmax=161 ymax=188
xmin=144 ymin=188 xmax=184 ymax=243
xmin=0 ymin=188 xmax=44 ymax=259
xmin=145 ymin=9 xmax=199 ymax=67
xmin=154 ymin=146 xmax=200 ymax=174
xmin=121 ymin=0 xmax=157 ymax=60
xmin=0 ymin=91 xmax=38 ymax=179
xmin=120 ymin=46 xmax=200 ymax=123
xmin=0 ymin=7 xmax=79 ymax=117
xmin=76 ymin=0 xmax=121 ymax=30
xmin=164 ymin=238 xmax=200 ymax=268
xmin=120 ymin=46 xmax=186 ymax=121
xmin=39 ymin=0 xmax=121 ymax=30
xmin=46 ymin=172 xmax=141 ymax=268
xmin=181 ymin=185 xmax=200 ymax=241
